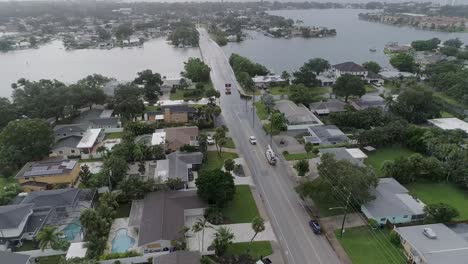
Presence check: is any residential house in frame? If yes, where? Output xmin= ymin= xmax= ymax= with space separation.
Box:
xmin=153 ymin=251 xmax=201 ymax=264
xmin=351 ymin=94 xmax=386 ymax=110
xmin=53 ymin=124 xmax=89 ymax=141
xmin=154 ymin=151 xmax=203 ymax=187
xmin=15 ymin=158 xmax=80 ymax=192
xmin=128 ymin=191 xmax=207 ymax=253
xmin=146 ymin=105 xmax=197 ymax=123
xmin=88 ymin=117 xmax=120 ymax=129
xmin=428 ymin=117 xmax=468 ymax=134
xmin=361 ymin=178 xmax=425 ymax=225
xmin=319 ymin=147 xmax=367 ymax=166
xmin=379 ymin=70 xmax=416 ymax=80
xmin=76 ymin=128 xmax=104 ymax=157
xmin=0 ymin=251 xmax=31 ymax=264
xmin=0 ymin=188 xmax=96 ymax=249
xmin=164 ymin=126 xmax=199 ymax=151
xmin=252 ymin=74 xmax=287 ymax=89
xmin=304 ymin=125 xmax=349 ymax=145
xmin=275 ymin=100 xmax=323 ymax=132
xmin=309 ymin=99 xmax=347 ymax=115
xmin=161 ymin=76 xmax=193 ymax=92
xmin=331 ymin=62 xmax=383 ymax=85
xmin=50 ymin=136 xmax=82 ymax=158
xmin=395 ymin=223 xmax=468 ymax=264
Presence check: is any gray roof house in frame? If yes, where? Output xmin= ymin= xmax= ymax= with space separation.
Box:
xmin=53 ymin=123 xmax=89 ymax=141
xmin=275 ymin=100 xmax=323 ymax=131
xmin=0 ymin=188 xmax=96 ymax=249
xmin=50 ymin=136 xmax=82 ymax=158
xmin=361 ymin=178 xmax=425 ymax=225
xmin=351 ymin=95 xmax=386 ymax=110
xmin=319 ymin=148 xmax=367 ymax=166
xmin=304 ymin=125 xmax=349 ymax=145
xmin=153 ymin=251 xmax=201 ymax=264
xmin=89 ymin=117 xmax=120 ymax=129
xmin=154 ymin=151 xmax=203 ymax=184
xmin=0 ymin=251 xmax=31 ymax=264
xmin=129 ymin=191 xmax=207 ymax=253
xmin=395 ymin=223 xmax=468 ymax=264
xmin=309 ymin=99 xmax=347 ymax=115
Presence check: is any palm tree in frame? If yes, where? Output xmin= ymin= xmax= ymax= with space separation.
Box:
xmin=37 ymin=226 xmax=61 ymax=251
xmin=250 ymin=216 xmax=266 ymax=242
xmin=212 ymin=226 xmax=234 ymax=257
xmin=191 ymin=218 xmax=212 ymax=251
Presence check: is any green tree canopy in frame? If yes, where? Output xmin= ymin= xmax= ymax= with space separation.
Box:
xmin=443 ymin=38 xmax=463 ymax=48
xmin=424 ymin=203 xmax=459 ymax=223
xmin=332 ymin=74 xmax=365 ymax=102
xmin=0 ymin=97 xmax=17 ymax=129
xmin=388 ymin=87 xmax=440 ymax=124
xmin=390 ymin=53 xmax=417 ymax=72
xmin=112 ymin=83 xmax=145 ymax=120
xmin=195 ymin=169 xmax=235 ymax=207
xmin=411 ymin=38 xmax=440 ymax=51
xmin=183 ymin=58 xmax=211 ymax=83
xmin=362 ymin=61 xmax=381 ymax=73
xmin=0 ymin=119 xmax=54 ymax=168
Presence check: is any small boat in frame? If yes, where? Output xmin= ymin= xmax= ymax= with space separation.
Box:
xmin=369 ymin=47 xmax=377 ymax=52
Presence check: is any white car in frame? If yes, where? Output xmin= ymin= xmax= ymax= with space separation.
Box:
xmin=249 ymin=136 xmax=257 ymax=145
xmin=207 ymin=136 xmax=215 ymax=145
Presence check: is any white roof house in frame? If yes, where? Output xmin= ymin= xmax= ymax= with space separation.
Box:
xmin=428 ymin=118 xmax=468 ymax=134
xmin=77 ymin=129 xmax=102 ymax=149
xmin=66 ymin=242 xmax=87 ymax=259
xmin=346 ymin=148 xmax=368 ymax=160
xmin=395 ymin=224 xmax=468 ymax=264
xmin=151 ymin=130 xmax=166 ymax=146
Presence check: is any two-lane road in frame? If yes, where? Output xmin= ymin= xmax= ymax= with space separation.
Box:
xmin=198 ymin=28 xmax=342 ymax=264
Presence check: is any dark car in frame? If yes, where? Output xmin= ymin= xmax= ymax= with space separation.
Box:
xmin=309 ymin=220 xmax=321 ymax=234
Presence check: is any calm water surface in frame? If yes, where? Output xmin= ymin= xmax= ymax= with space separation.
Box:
xmin=0 ymin=38 xmax=200 ymax=97
xmin=222 ymin=9 xmax=468 ymax=73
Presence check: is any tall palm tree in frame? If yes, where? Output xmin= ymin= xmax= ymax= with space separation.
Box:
xmin=250 ymin=216 xmax=266 ymax=242
xmin=212 ymin=226 xmax=234 ymax=257
xmin=37 ymin=226 xmax=61 ymax=251
xmin=192 ymin=218 xmax=212 ymax=251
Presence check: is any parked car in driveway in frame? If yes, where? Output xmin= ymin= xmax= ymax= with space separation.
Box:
xmin=207 ymin=136 xmax=215 ymax=145
xmin=309 ymin=220 xmax=321 ymax=234
xmin=249 ymin=136 xmax=257 ymax=145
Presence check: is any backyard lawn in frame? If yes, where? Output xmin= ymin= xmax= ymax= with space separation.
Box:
xmin=14 ymin=240 xmax=38 ymax=252
xmin=105 ymin=131 xmax=123 ymax=139
xmin=227 ymin=241 xmax=273 ymax=260
xmin=364 ymin=85 xmax=377 ymax=93
xmin=336 ymin=227 xmax=405 ymax=264
xmin=170 ymin=82 xmax=214 ymax=101
xmin=407 ymin=183 xmax=468 ymax=221
xmin=223 ymin=185 xmax=260 ymax=223
xmin=364 ymin=145 xmax=415 ymax=176
xmin=254 ymin=101 xmax=269 ymax=120
xmin=269 ymin=86 xmax=290 ymax=95
xmin=202 ymin=151 xmax=239 ymax=171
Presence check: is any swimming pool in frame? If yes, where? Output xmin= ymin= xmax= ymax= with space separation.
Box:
xmin=62 ymin=220 xmax=82 ymax=241
xmin=111 ymin=228 xmax=135 ymax=253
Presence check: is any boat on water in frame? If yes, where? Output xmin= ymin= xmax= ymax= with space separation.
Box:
xmin=369 ymin=47 xmax=377 ymax=52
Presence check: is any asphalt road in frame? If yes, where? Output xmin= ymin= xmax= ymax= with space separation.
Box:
xmin=198 ymin=28 xmax=342 ymax=264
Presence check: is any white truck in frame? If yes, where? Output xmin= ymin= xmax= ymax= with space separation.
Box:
xmin=265 ymin=145 xmax=277 ymax=165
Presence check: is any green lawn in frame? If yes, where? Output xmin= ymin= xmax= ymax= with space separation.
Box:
xmin=309 ymin=87 xmax=330 ymax=96
xmin=202 ymin=151 xmax=239 ymax=171
xmin=170 ymin=89 xmax=186 ymax=100
xmin=224 ymin=137 xmax=236 ymax=149
xmin=105 ymin=132 xmax=123 ymax=139
xmin=36 ymin=255 xmax=66 ymax=264
xmin=365 ymin=85 xmax=377 ymax=93
xmin=254 ymin=101 xmax=269 ymax=120
xmin=441 ymin=111 xmax=455 ymax=118
xmin=116 ymin=202 xmax=132 ymax=218
xmin=336 ymin=227 xmax=405 ymax=264
xmin=407 ymin=183 xmax=468 ymax=221
xmin=227 ymin=241 xmax=273 ymax=259
xmin=364 ymin=145 xmax=416 ymax=177
xmin=170 ymin=82 xmax=215 ymax=101
xmin=284 ymin=152 xmax=317 ymax=161
xmin=223 ymin=185 xmax=260 ymax=223
xmin=15 ymin=240 xmax=38 ymax=252
xmin=269 ymin=86 xmax=290 ymax=95
xmin=434 ymin=92 xmax=467 ymax=109
xmin=145 ymin=105 xmax=160 ymax=112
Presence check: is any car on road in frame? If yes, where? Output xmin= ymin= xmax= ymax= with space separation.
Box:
xmin=249 ymin=136 xmax=257 ymax=145
xmin=309 ymin=220 xmax=321 ymax=234
xmin=207 ymin=136 xmax=215 ymax=145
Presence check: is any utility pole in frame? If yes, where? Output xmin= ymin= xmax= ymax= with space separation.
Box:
xmin=108 ymin=170 xmax=113 ymax=192
xmin=252 ymin=93 xmax=255 ymax=128
xmin=270 ymin=113 xmax=273 ymax=146
xmin=329 ymin=189 xmax=351 ymax=238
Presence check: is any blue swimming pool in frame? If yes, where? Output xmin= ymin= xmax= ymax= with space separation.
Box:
xmin=62 ymin=220 xmax=82 ymax=241
xmin=111 ymin=228 xmax=135 ymax=253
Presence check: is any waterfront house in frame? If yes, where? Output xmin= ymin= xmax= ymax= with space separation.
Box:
xmin=0 ymin=188 xmax=96 ymax=250
xmin=332 ymin=62 xmax=368 ymax=79
xmin=252 ymin=74 xmax=287 ymax=89
xmin=15 ymin=158 xmax=80 ymax=192
xmin=395 ymin=224 xmax=468 ymax=264
xmin=128 ymin=191 xmax=207 ymax=253
xmin=275 ymin=100 xmax=323 ymax=132
xmin=361 ymin=178 xmax=425 ymax=225
xmin=161 ymin=76 xmax=193 ymax=92
xmin=304 ymin=125 xmax=349 ymax=145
